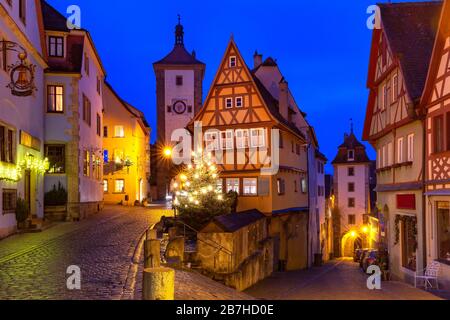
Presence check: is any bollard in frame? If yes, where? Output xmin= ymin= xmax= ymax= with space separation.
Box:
xmin=144 ymin=239 xmax=161 ymax=268
xmin=168 ymin=227 xmax=178 ymax=240
xmin=146 ymin=228 xmax=157 ymax=240
xmin=142 ymin=267 xmax=175 ymax=300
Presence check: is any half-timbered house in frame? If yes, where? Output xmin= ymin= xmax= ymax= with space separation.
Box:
xmin=421 ymin=0 xmax=450 ymax=288
xmin=189 ymin=38 xmax=319 ymax=270
xmin=363 ymin=2 xmax=442 ymax=283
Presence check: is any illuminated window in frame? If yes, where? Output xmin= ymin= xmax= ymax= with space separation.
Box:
xmin=47 ymin=85 xmax=64 ymax=113
xmin=114 ymin=125 xmax=124 ymax=138
xmin=243 ymin=178 xmax=257 ymax=196
xmin=83 ymin=150 xmax=90 ymax=177
xmin=103 ymin=180 xmax=108 ymax=192
xmin=226 ymin=178 xmax=240 ymax=194
xmin=115 ymin=179 xmax=125 ymax=193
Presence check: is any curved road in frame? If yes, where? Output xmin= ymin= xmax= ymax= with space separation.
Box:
xmin=0 ymin=206 xmax=168 ymax=300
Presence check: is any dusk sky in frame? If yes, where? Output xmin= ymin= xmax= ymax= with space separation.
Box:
xmin=46 ymin=0 xmax=402 ymax=173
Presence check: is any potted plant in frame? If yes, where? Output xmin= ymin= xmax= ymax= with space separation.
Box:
xmin=16 ymin=198 xmax=29 ymax=229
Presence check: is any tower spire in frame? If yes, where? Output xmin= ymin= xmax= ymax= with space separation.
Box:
xmin=175 ymin=14 xmax=184 ymax=46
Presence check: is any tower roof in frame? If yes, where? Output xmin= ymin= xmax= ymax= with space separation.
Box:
xmin=332 ymin=132 xmax=371 ymax=165
xmin=153 ymin=17 xmax=205 ymax=66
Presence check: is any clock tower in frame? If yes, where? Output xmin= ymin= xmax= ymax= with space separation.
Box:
xmin=153 ymin=17 xmax=205 ymax=199
xmin=154 ymin=17 xmax=205 ymax=144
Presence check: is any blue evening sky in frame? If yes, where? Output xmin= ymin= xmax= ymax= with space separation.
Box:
xmin=47 ymin=0 xmax=414 ymax=173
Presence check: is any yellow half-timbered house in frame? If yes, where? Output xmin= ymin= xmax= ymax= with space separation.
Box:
xmin=190 ymin=38 xmax=311 ymax=270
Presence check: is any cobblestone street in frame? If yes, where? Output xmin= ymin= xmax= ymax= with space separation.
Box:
xmin=0 ymin=205 xmax=167 ymax=300
xmin=245 ymin=258 xmax=445 ymax=300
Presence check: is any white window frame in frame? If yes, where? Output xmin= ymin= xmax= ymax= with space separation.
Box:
xmin=348 ymin=149 xmax=355 ymax=161
xmin=226 ymin=178 xmax=240 ymax=194
xmin=205 ymin=131 xmax=220 ymax=151
xmin=250 ymin=128 xmax=266 ymax=148
xmin=243 ymin=178 xmax=257 ymax=196
xmin=225 ymin=97 xmax=233 ymax=109
xmin=221 ymin=130 xmax=234 ymax=150
xmin=235 ymin=96 xmax=243 ymax=108
xmin=407 ymin=134 xmax=414 ymax=162
xmin=235 ymin=129 xmax=249 ymax=149
xmin=392 ymin=73 xmax=398 ymax=102
xmin=387 ymin=142 xmax=393 ymax=166
xmin=229 ymin=56 xmax=237 ymax=68
xmin=114 ymin=125 xmax=124 ymax=138
xmin=397 ymin=137 xmax=404 ymax=163
xmin=114 ymin=179 xmax=125 ymax=193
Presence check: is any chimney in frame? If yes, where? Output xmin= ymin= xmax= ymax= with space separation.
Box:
xmin=279 ymin=78 xmax=289 ymax=120
xmin=253 ymin=51 xmax=263 ymax=69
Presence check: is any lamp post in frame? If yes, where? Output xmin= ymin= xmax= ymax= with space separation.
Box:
xmin=0 ymin=40 xmax=36 ymax=97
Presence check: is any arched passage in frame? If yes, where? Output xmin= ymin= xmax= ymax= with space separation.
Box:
xmin=341 ymin=231 xmax=362 ymax=257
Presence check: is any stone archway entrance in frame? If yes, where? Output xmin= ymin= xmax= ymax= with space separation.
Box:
xmin=341 ymin=231 xmax=362 ymax=257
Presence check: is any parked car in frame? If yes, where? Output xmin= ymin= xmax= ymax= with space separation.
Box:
xmin=358 ymin=249 xmax=370 ymax=268
xmin=361 ymin=249 xmax=379 ymax=272
xmin=354 ymin=248 xmax=369 ymax=262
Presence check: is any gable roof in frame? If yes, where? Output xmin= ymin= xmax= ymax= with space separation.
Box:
xmin=421 ymin=0 xmax=450 ymax=106
xmin=190 ymin=38 xmax=305 ymax=140
xmin=378 ymin=1 xmax=442 ymax=101
xmin=205 ymin=210 xmax=266 ymax=233
xmin=41 ymin=0 xmax=71 ymax=32
xmin=332 ymin=132 xmax=371 ymax=165
xmin=104 ymin=82 xmax=150 ymax=132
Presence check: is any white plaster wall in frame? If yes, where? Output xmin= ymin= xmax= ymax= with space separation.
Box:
xmin=77 ymin=37 xmax=104 ymax=203
xmin=336 ymin=164 xmax=367 ymax=229
xmin=0 ymin=1 xmax=46 ymax=237
xmin=165 ymin=69 xmax=194 ymax=143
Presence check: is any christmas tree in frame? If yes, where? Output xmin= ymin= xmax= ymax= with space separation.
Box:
xmin=172 ymin=152 xmax=236 ymax=230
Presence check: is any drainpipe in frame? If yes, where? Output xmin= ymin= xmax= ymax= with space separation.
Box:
xmin=421 ymin=109 xmax=427 ymax=270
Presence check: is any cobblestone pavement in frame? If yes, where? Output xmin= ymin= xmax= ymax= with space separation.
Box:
xmin=245 ymin=258 xmax=445 ymax=300
xmin=0 ymin=205 xmax=167 ymax=300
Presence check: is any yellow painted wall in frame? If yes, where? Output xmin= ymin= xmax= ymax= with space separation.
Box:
xmin=102 ymin=85 xmax=150 ymax=206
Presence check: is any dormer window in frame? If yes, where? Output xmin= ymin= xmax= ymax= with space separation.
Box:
xmin=49 ymin=36 xmax=64 ymax=57
xmin=229 ymin=56 xmax=237 ymax=68
xmin=348 ymin=149 xmax=355 ymax=161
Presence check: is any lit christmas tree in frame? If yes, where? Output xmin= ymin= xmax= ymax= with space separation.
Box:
xmin=172 ymin=152 xmax=236 ymax=230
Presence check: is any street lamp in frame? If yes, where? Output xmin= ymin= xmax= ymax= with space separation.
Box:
xmin=0 ymin=41 xmax=36 ymax=97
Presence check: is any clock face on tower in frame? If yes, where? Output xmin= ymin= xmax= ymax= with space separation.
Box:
xmin=173 ymin=100 xmax=187 ymax=114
